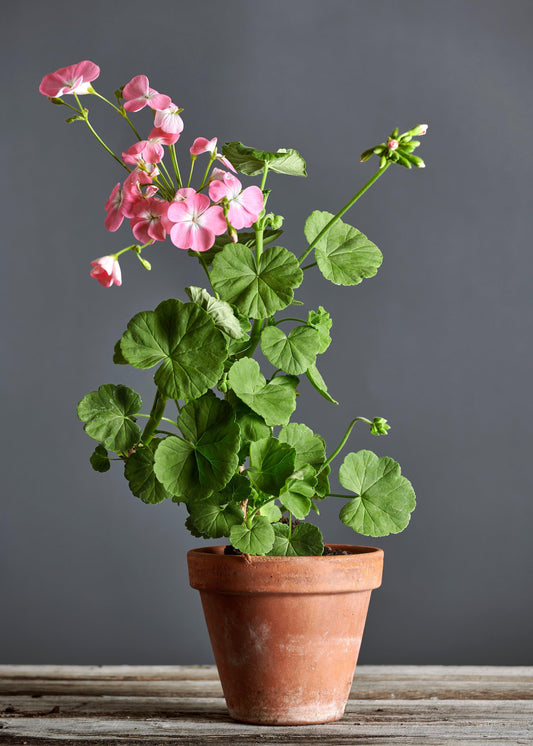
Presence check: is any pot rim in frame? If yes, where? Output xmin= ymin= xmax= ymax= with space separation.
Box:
xmin=187 ymin=544 xmax=384 ymax=595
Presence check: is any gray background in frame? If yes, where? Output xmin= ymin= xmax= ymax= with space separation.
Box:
xmin=2 ymin=0 xmax=532 ymax=665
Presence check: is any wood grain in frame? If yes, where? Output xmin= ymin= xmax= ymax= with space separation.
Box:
xmin=0 ymin=666 xmax=531 ymax=744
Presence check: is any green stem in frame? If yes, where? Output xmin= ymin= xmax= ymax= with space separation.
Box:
xmin=197 ymin=153 xmax=216 ymax=191
xmin=159 ymin=159 xmax=176 ymax=192
xmin=298 ymin=163 xmax=390 ymax=264
xmin=91 ymin=90 xmax=143 ymax=140
xmin=301 ymin=261 xmax=317 ymax=271
xmin=141 ymin=390 xmax=168 ymax=445
xmin=321 ymin=417 xmax=373 ymax=470
xmin=73 ymin=93 xmax=131 ymax=173
xmin=187 ymin=157 xmax=196 ymax=188
xmin=135 ymin=414 xmax=179 ymax=428
xmin=169 ymin=144 xmax=183 ymax=188
xmin=274 ymin=317 xmax=306 ymax=325
xmin=246 ymin=319 xmax=263 ymax=358
xmin=328 ymin=493 xmax=352 ymax=499
xmin=260 ymin=163 xmax=269 ymax=192
xmin=194 ymin=252 xmax=217 ymax=295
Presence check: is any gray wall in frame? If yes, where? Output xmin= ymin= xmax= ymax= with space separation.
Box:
xmin=2 ymin=0 xmax=532 ymax=665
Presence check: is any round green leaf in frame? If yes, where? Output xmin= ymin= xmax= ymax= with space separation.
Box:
xmin=211 ymin=244 xmax=303 ymax=319
xmin=279 ymin=465 xmax=317 ymax=519
xmin=222 ymin=142 xmax=307 ymax=177
xmin=90 ymin=444 xmax=110 ymax=473
xmin=77 ymin=384 xmax=142 ymax=452
xmin=269 ymin=522 xmax=324 ymax=556
xmin=229 ymin=516 xmax=275 ymax=556
xmin=249 ymin=437 xmax=296 ymax=497
xmin=278 ymin=423 xmax=326 ymax=470
xmin=261 ymin=325 xmax=321 ymax=375
xmin=185 ymin=286 xmax=245 ymax=339
xmin=119 ymin=299 xmax=228 ymax=401
xmin=154 ymin=392 xmax=240 ymax=501
xmin=304 ymin=211 xmax=383 ymax=286
xmin=124 ymin=439 xmax=172 ymax=505
xmin=188 ymin=494 xmax=244 ymax=538
xmin=339 ymin=450 xmax=416 ymax=537
xmin=228 ymin=358 xmax=297 ymax=426
xmin=307 ymin=306 xmax=332 ymax=354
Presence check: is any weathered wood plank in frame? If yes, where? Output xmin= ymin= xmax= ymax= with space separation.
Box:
xmin=0 ymin=667 xmax=531 ymax=745
xmin=1 ymin=665 xmax=531 ymax=700
xmin=0 ymin=703 xmax=532 ymax=744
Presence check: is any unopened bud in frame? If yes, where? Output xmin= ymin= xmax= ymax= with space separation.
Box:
xmin=409 ymin=123 xmax=428 ymax=136
xmin=370 ymin=417 xmax=390 ymax=436
xmin=387 ymin=139 xmax=399 ymax=151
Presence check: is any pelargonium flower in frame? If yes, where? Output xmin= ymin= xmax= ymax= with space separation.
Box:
xmin=39 ymin=60 xmax=100 ymax=97
xmin=161 ymin=188 xmax=196 ymax=232
xmin=190 ymin=137 xmax=236 ymax=172
xmin=130 ymin=198 xmax=167 ymax=242
xmin=122 ymin=75 xmax=171 ymax=112
xmin=148 ymin=127 xmax=181 ymax=146
xmin=209 ymin=172 xmax=264 ymax=230
xmin=154 ymin=104 xmax=184 ymax=135
xmin=104 ymin=183 xmax=125 ymax=232
xmin=90 ymin=255 xmax=122 ymax=287
xmin=121 ymin=170 xmax=158 ymax=218
xmin=168 ymin=192 xmax=226 ymax=252
xmin=122 ymin=140 xmax=164 ymax=166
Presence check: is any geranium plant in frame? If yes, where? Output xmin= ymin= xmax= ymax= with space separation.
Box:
xmin=40 ymin=61 xmax=427 ymax=556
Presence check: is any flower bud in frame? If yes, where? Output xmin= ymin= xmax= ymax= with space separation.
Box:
xmin=370 ymin=417 xmax=390 ymax=436
xmin=409 ymin=124 xmax=428 ymax=137
xmin=387 ymin=139 xmax=399 ymax=151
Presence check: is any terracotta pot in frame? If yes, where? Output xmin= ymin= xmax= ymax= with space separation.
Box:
xmin=187 ymin=544 xmax=384 ymax=725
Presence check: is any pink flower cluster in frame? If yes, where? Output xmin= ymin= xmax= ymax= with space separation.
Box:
xmin=39 ymin=63 xmax=265 ymax=287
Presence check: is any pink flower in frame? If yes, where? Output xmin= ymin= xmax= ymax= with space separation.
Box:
xmin=122 ymin=170 xmax=158 ymax=219
xmin=209 ymin=172 xmax=263 ymax=230
xmin=168 ymin=193 xmax=227 ymax=252
xmin=122 ymin=140 xmax=164 ymax=166
xmin=148 ymin=127 xmax=181 ymax=146
xmin=104 ymin=183 xmax=125 ymax=232
xmin=387 ymin=139 xmax=399 ymax=151
xmin=161 ymin=188 xmax=196 ymax=232
xmin=190 ymin=137 xmax=236 ymax=172
xmin=90 ymin=256 xmax=122 ymax=287
xmin=154 ymin=104 xmax=184 ymax=135
xmin=39 ymin=60 xmax=100 ymax=97
xmin=122 ymin=75 xmax=171 ymax=112
xmin=130 ymin=198 xmax=167 ymax=242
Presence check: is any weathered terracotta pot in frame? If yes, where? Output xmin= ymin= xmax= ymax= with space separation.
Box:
xmin=187 ymin=544 xmax=384 ymax=725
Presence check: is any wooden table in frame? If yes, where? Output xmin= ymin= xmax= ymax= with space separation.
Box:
xmin=0 ymin=665 xmax=531 ymax=744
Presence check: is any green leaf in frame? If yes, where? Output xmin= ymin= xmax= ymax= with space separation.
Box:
xmin=185 ymin=286 xmax=244 ymax=339
xmin=119 ymin=299 xmax=228 ymax=401
xmin=304 ymin=211 xmax=383 ymax=286
xmin=278 ymin=423 xmax=325 ymax=469
xmin=222 ymin=142 xmax=307 ymax=177
xmin=269 ymin=522 xmax=324 ymax=556
xmin=257 ymin=500 xmax=282 ymax=522
xmin=187 ymin=229 xmax=283 ymax=266
xmin=113 ymin=339 xmax=128 ymax=365
xmin=307 ymin=306 xmax=332 ymax=354
xmin=339 ymin=450 xmax=416 ymax=537
xmin=153 ymin=392 xmax=240 ymax=501
xmin=188 ymin=493 xmax=244 ymax=538
xmin=77 ymin=384 xmax=142 ymax=452
xmin=229 ymin=515 xmax=275 ymax=555
xmin=124 ymin=439 xmax=172 ymax=505
xmin=90 ymin=444 xmax=110 ymax=472
xmin=306 ymin=362 xmax=338 ymax=405
xmin=228 ymin=358 xmax=297 ymax=426
xmin=279 ymin=466 xmax=317 ymax=519
xmin=211 ymin=243 xmax=303 ymax=319
xmin=249 ymin=437 xmax=296 ymax=496
xmin=261 ymin=325 xmax=321 ymax=375
xmin=217 ymin=473 xmax=253 ymax=504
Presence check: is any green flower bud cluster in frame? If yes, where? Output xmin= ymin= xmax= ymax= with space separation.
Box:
xmin=360 ymin=124 xmax=428 ymax=169
xmin=370 ymin=417 xmax=390 ymax=436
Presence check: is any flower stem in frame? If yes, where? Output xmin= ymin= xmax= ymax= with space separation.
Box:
xmin=169 ymin=144 xmax=183 ymax=188
xmin=298 ymin=163 xmax=390 ymax=264
xmin=320 ymin=417 xmax=373 ymax=470
xmin=73 ymin=93 xmax=131 ymax=173
xmin=91 ymin=90 xmax=143 ymax=140
xmin=197 ymin=154 xmax=216 ymax=191
xmin=142 ymin=390 xmax=168 ymax=445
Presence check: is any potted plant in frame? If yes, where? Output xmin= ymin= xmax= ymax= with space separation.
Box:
xmin=40 ymin=60 xmax=427 ymax=725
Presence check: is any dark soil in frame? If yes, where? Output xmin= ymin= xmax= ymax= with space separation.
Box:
xmin=223 ymin=544 xmax=350 ymax=556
